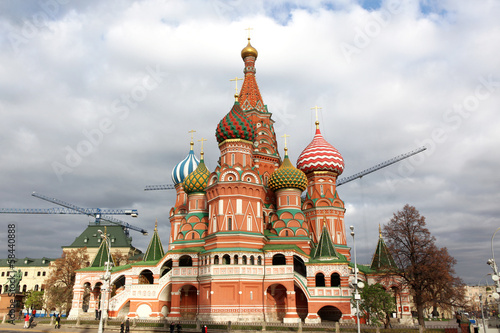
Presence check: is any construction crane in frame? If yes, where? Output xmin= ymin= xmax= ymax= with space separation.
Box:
xmin=144 ymin=147 xmax=427 ymax=191
xmin=144 ymin=184 xmax=175 ymax=191
xmin=336 ymin=146 xmax=426 ymax=186
xmin=0 ymin=192 xmax=148 ymax=236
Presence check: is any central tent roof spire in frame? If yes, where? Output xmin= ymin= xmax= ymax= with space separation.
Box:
xmin=239 ymin=31 xmax=265 ymax=113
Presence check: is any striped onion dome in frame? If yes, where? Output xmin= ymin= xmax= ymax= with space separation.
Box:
xmin=269 ymin=149 xmax=307 ymax=192
xmin=183 ymin=154 xmax=210 ymax=194
xmin=171 ymin=141 xmax=200 ymax=185
xmin=215 ymin=101 xmax=255 ymax=144
xmin=297 ymin=122 xmax=344 ymax=175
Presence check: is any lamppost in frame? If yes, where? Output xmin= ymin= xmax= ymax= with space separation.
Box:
xmin=486 ymin=226 xmax=500 ymax=316
xmin=479 ymin=294 xmax=487 ymax=333
xmin=97 ymin=228 xmax=112 ymax=333
xmin=350 ymin=226 xmax=361 ymax=333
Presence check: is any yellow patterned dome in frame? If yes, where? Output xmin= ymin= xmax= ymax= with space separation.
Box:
xmin=183 ymin=154 xmax=210 ymax=194
xmin=241 ymin=38 xmax=258 ymax=59
xmin=269 ymin=150 xmax=307 ymax=192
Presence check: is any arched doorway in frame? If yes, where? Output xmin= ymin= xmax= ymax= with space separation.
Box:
xmin=317 ymin=305 xmax=342 ymax=322
xmin=293 ymin=255 xmax=306 ymax=277
xmin=179 ymin=285 xmax=197 ymax=319
xmin=161 ymin=259 xmax=173 ymax=277
xmin=294 ymin=284 xmax=308 ymax=321
xmin=82 ymin=282 xmax=91 ymax=312
xmin=266 ymin=284 xmax=287 ymax=322
xmin=111 ymin=275 xmax=126 ymax=297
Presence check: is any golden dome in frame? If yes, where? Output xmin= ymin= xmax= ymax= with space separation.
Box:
xmin=241 ymin=38 xmax=258 ymax=59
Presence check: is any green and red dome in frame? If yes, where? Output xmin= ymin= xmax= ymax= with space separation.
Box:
xmin=215 ymin=101 xmax=255 ymax=144
xmin=269 ymin=150 xmax=308 ymax=192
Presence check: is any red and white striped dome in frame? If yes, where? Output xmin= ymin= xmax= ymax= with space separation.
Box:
xmin=297 ymin=125 xmax=344 ymax=175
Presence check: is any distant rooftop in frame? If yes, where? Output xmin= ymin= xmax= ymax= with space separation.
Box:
xmin=63 ymin=224 xmax=134 ymax=249
xmin=0 ymin=257 xmax=55 ymax=267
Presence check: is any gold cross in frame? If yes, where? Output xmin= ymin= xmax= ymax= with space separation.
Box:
xmin=311 ymin=106 xmax=322 ymax=122
xmin=198 ymin=137 xmax=207 ymax=153
xmin=245 ymin=27 xmax=253 ymax=39
xmin=281 ymin=134 xmax=290 ymax=149
xmin=229 ymin=77 xmax=243 ymax=95
xmin=188 ymin=129 xmax=196 ymax=141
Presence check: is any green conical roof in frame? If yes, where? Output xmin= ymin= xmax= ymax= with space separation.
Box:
xmin=268 ymin=149 xmax=307 ymax=191
xmin=370 ymin=226 xmax=397 ymax=271
xmin=183 ymin=154 xmax=210 ymax=194
xmin=143 ymin=220 xmax=165 ymax=262
xmin=90 ymin=228 xmax=115 ymax=268
xmin=313 ymin=224 xmax=341 ymax=260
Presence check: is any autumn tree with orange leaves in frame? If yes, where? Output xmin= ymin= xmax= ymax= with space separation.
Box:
xmin=383 ymin=204 xmax=465 ymax=326
xmin=44 ymin=248 xmax=89 ymax=314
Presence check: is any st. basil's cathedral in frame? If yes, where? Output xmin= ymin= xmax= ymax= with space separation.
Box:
xmin=68 ymin=38 xmax=411 ymax=323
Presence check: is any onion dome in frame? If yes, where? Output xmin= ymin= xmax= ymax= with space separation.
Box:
xmin=183 ymin=153 xmax=210 ymax=194
xmin=215 ymin=101 xmax=255 ymax=144
xmin=241 ymin=38 xmax=258 ymax=59
xmin=171 ymin=140 xmax=200 ymax=185
xmin=297 ymin=122 xmax=344 ymax=175
xmin=269 ymin=148 xmax=307 ymax=191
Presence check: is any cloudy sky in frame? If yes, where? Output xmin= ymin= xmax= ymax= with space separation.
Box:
xmin=0 ymin=0 xmax=499 ymax=285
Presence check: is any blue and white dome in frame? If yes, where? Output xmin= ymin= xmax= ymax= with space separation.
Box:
xmin=171 ymin=142 xmax=200 ymax=185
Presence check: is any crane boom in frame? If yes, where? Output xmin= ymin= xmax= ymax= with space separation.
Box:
xmin=144 ymin=184 xmax=176 ymax=191
xmin=0 ymin=207 xmax=137 ymax=215
xmin=6 ymin=192 xmax=149 ymax=236
xmin=336 ymin=146 xmax=427 ymax=186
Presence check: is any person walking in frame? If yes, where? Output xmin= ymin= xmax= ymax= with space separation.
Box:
xmin=125 ymin=317 xmax=130 ymax=333
xmin=120 ymin=321 xmax=125 ymax=333
xmin=201 ymin=325 xmax=207 ymax=333
xmin=24 ymin=314 xmax=29 ymax=328
xmin=170 ymin=322 xmax=175 ymax=333
xmin=55 ymin=314 xmax=61 ymax=329
xmin=28 ymin=314 xmax=34 ymax=328
xmin=176 ymin=322 xmax=182 ymax=333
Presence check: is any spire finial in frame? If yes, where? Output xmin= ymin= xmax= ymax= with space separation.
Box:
xmin=379 ymin=224 xmax=382 ymax=238
xmin=245 ymin=27 xmax=253 ymax=39
xmin=198 ymin=137 xmax=207 ymax=158
xmin=311 ymin=106 xmax=322 ymax=129
xmin=155 ymin=219 xmax=158 ymax=231
xmin=281 ymin=133 xmax=290 ymax=155
xmin=188 ymin=130 xmax=196 ymax=150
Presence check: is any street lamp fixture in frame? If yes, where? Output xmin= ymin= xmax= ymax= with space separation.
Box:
xmin=97 ymin=228 xmax=113 ymax=333
xmin=487 ymin=226 xmax=500 ymax=316
xmin=350 ymin=225 xmax=361 ymax=333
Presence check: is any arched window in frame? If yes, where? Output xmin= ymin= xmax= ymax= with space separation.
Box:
xmin=22 ymin=285 xmax=27 ymax=293
xmin=242 ymin=256 xmax=247 ymax=265
xmin=228 ymin=217 xmax=232 ymax=231
xmin=315 ymin=273 xmax=325 ymax=287
xmin=214 ymin=255 xmax=219 ymax=265
xmin=272 ymin=254 xmax=286 ymax=265
xmin=223 ymin=254 xmax=231 ymax=265
xmin=138 ymin=270 xmax=154 ymax=284
xmin=234 ymin=255 xmax=239 ymax=265
xmin=250 ymin=256 xmax=255 ymax=265
xmin=331 ymin=273 xmax=341 ymax=287
xmin=179 ymin=255 xmax=193 ymax=267
xmin=257 ymin=256 xmax=262 ymax=265
xmin=34 ymin=285 xmax=39 ymax=291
